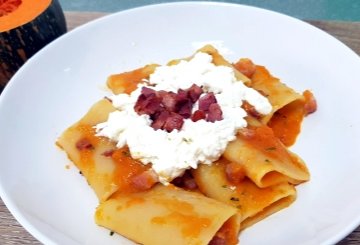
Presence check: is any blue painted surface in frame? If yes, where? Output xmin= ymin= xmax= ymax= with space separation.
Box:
xmin=58 ymin=0 xmax=360 ymax=21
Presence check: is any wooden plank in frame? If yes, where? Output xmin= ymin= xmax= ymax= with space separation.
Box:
xmin=0 ymin=200 xmax=40 ymax=244
xmin=0 ymin=11 xmax=359 ymax=245
xmin=307 ymin=20 xmax=360 ymax=56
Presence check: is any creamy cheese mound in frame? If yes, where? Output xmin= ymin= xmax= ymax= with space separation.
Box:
xmin=96 ymin=52 xmax=272 ymax=184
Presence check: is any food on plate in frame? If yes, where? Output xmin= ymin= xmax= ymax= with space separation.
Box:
xmin=56 ymin=45 xmax=316 ymax=244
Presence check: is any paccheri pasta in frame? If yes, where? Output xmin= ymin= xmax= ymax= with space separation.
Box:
xmin=56 ymin=45 xmax=316 ymax=245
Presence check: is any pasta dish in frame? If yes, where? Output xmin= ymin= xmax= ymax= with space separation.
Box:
xmin=56 ymin=45 xmax=316 ymax=244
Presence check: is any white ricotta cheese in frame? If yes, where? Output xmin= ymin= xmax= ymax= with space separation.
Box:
xmin=96 ymin=52 xmax=272 ymax=184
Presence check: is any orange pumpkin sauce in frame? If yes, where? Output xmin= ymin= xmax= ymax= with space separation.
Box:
xmin=107 ymin=64 xmax=158 ymax=94
xmin=267 ymin=100 xmax=305 ymax=147
xmin=233 ymin=58 xmax=256 ymax=78
xmin=111 ymin=148 xmax=150 ymax=193
xmin=214 ymin=217 xmax=239 ymax=245
xmin=75 ymin=124 xmax=149 ymax=194
xmin=124 ymin=197 xmax=145 ymax=208
xmin=251 ymin=65 xmax=278 ymax=91
xmin=235 ymin=179 xmax=275 ymax=211
xmin=250 ymin=64 xmax=313 ymax=146
xmin=238 ymin=126 xmax=291 ymax=162
xmin=303 ymin=89 xmax=317 ymax=115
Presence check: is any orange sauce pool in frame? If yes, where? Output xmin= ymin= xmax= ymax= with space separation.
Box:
xmin=238 ymin=125 xmax=291 ymax=162
xmin=125 ymin=197 xmax=145 ymax=208
xmin=249 ymin=64 xmax=313 ymax=147
xmin=107 ymin=64 xmax=158 ymax=94
xmin=111 ymin=147 xmax=150 ymax=193
xmin=267 ymin=100 xmax=305 ymax=147
xmin=235 ymin=179 xmax=275 ymax=211
xmin=214 ymin=217 xmax=239 ymax=245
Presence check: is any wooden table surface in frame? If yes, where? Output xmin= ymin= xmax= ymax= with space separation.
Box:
xmin=1 ymin=11 xmax=360 ymax=245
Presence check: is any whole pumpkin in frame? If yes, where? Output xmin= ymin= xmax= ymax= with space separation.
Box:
xmin=0 ymin=0 xmax=67 ymax=91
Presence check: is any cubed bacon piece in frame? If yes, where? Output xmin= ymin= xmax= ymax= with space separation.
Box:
xmin=141 ymin=86 xmax=157 ymax=96
xmin=101 ymin=149 xmax=114 ymax=157
xmin=156 ymin=90 xmax=168 ymax=100
xmin=233 ymin=58 xmax=257 ymax=78
xmin=151 ymin=110 xmax=170 ymax=130
xmin=176 ymin=89 xmax=188 ymax=102
xmin=303 ymin=90 xmax=317 ymax=115
xmin=199 ymin=92 xmax=217 ymax=112
xmin=225 ymin=162 xmax=246 ymax=184
xmin=183 ymin=177 xmax=197 ymax=190
xmin=134 ymin=93 xmax=162 ymax=115
xmin=175 ymin=89 xmax=192 ymax=111
xmin=207 ymin=103 xmax=223 ymax=122
xmin=163 ymin=112 xmax=184 ymax=132
xmin=177 ymin=98 xmax=192 ymax=119
xmin=191 ymin=110 xmax=206 ymax=122
xmin=76 ymin=138 xmax=93 ymax=150
xmin=161 ymin=91 xmax=178 ymax=112
xmin=187 ymin=84 xmax=203 ymax=103
xmin=131 ymin=169 xmax=159 ymax=191
xmin=134 ymin=84 xmax=224 ymax=132
xmin=134 ymin=93 xmax=149 ymax=114
xmin=171 ymin=171 xmax=197 ymax=190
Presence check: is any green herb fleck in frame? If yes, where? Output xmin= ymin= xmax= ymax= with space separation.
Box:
xmin=265 ymin=159 xmax=271 ymax=163
xmin=265 ymin=147 xmax=277 ymax=151
xmin=230 ymin=197 xmax=239 ymax=201
xmin=183 ymin=138 xmax=193 ymax=143
xmin=110 ymin=231 xmax=114 ymax=236
xmin=222 ymin=185 xmax=228 ymax=188
xmin=122 ymin=151 xmax=130 ymax=157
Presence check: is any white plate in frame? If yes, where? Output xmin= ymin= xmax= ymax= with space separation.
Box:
xmin=1 ymin=2 xmax=360 ymax=245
